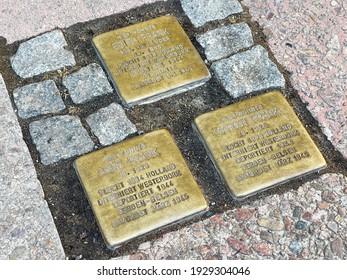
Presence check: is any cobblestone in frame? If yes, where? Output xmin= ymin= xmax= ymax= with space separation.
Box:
xmin=62 ymin=63 xmax=113 ymax=104
xmin=10 ymin=30 xmax=76 ymax=78
xmin=180 ymin=0 xmax=243 ymax=27
xmin=86 ymin=103 xmax=137 ymax=146
xmin=197 ymin=23 xmax=254 ymax=61
xmin=13 ymin=80 xmax=65 ymax=119
xmin=211 ymin=45 xmax=285 ymax=98
xmin=29 ymin=115 xmax=94 ymax=165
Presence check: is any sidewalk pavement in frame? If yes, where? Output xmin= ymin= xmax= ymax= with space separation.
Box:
xmin=0 ymin=0 xmax=346 ymax=260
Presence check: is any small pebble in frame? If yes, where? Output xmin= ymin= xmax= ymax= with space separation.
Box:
xmin=289 ymin=241 xmax=302 ymax=253
xmin=293 ymin=206 xmax=303 ymax=218
xmin=295 ymin=221 xmax=307 ymax=231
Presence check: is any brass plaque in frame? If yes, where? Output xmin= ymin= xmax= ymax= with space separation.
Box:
xmin=92 ymin=15 xmax=210 ymax=107
xmin=74 ymin=129 xmax=208 ymax=248
xmin=194 ymin=91 xmax=326 ymax=199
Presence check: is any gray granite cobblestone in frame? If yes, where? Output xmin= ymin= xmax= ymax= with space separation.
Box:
xmin=13 ymin=80 xmax=65 ymax=119
xmin=62 ymin=63 xmax=113 ymax=104
xmin=86 ymin=103 xmax=137 ymax=146
xmin=211 ymin=45 xmax=285 ymax=97
xmin=10 ymin=30 xmax=76 ymax=78
xmin=29 ymin=115 xmax=94 ymax=165
xmin=180 ymin=0 xmax=243 ymax=27
xmin=197 ymin=23 xmax=254 ymax=61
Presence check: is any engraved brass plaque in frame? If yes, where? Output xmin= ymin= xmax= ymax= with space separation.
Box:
xmin=74 ymin=129 xmax=208 ymax=248
xmin=194 ymin=91 xmax=326 ymax=199
xmin=92 ymin=15 xmax=210 ymax=107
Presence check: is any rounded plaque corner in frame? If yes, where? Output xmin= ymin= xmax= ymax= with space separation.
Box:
xmin=157 ymin=127 xmax=171 ymax=136
xmin=104 ymin=237 xmax=123 ymax=251
xmin=163 ymin=14 xmax=176 ymax=21
xmin=193 ymin=114 xmax=204 ymax=127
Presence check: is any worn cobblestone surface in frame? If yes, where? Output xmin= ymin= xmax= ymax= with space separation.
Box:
xmin=196 ymin=23 xmax=254 ymax=61
xmin=62 ymin=63 xmax=113 ymax=104
xmin=10 ymin=30 xmax=76 ymax=78
xmin=211 ymin=45 xmax=285 ymax=98
xmin=86 ymin=103 xmax=137 ymax=146
xmin=181 ymin=0 xmax=243 ymax=27
xmin=13 ymin=80 xmax=65 ymax=119
xmin=29 ymin=116 xmax=94 ymax=165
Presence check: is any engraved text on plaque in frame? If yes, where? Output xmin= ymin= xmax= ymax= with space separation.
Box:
xmin=92 ymin=15 xmax=210 ymax=107
xmin=194 ymin=91 xmax=326 ymax=199
xmin=74 ymin=129 xmax=208 ymax=248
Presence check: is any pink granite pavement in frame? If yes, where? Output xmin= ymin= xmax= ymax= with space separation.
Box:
xmin=243 ymin=0 xmax=346 ymax=159
xmin=0 ymin=0 xmax=163 ymax=43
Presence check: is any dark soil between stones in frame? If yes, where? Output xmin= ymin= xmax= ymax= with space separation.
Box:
xmin=0 ymin=0 xmax=346 ymax=259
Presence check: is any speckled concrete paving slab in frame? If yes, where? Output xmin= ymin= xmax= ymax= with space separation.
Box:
xmin=116 ymin=173 xmax=347 ymax=260
xmin=0 ymin=0 xmax=165 ymax=43
xmin=0 ymin=75 xmax=65 ymax=259
xmin=242 ymin=0 xmax=347 ymax=159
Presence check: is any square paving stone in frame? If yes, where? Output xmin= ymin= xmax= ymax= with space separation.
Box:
xmin=13 ymin=80 xmax=66 ymax=119
xmin=197 ymin=23 xmax=254 ymax=61
xmin=86 ymin=103 xmax=137 ymax=146
xmin=10 ymin=30 xmax=76 ymax=78
xmin=62 ymin=63 xmax=113 ymax=104
xmin=29 ymin=115 xmax=94 ymax=165
xmin=211 ymin=45 xmax=285 ymax=98
xmin=180 ymin=0 xmax=243 ymax=27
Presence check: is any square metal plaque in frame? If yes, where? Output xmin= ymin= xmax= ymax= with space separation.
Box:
xmin=92 ymin=15 xmax=210 ymax=107
xmin=193 ymin=91 xmax=326 ymax=199
xmin=74 ymin=129 xmax=208 ymax=248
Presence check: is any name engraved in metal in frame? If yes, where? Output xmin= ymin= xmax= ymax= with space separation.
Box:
xmin=74 ymin=129 xmax=208 ymax=248
xmin=92 ymin=15 xmax=210 ymax=107
xmin=194 ymin=91 xmax=326 ymax=199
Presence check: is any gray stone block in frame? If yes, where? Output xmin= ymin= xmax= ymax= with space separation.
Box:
xmin=180 ymin=0 xmax=243 ymax=27
xmin=13 ymin=80 xmax=66 ymax=119
xmin=197 ymin=23 xmax=254 ymax=61
xmin=11 ymin=30 xmax=76 ymax=78
xmin=62 ymin=63 xmax=113 ymax=104
xmin=211 ymin=45 xmax=285 ymax=98
xmin=86 ymin=103 xmax=137 ymax=146
xmin=29 ymin=115 xmax=94 ymax=165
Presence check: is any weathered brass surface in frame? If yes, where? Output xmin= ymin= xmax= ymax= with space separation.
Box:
xmin=92 ymin=15 xmax=210 ymax=107
xmin=194 ymin=91 xmax=326 ymax=199
xmin=74 ymin=129 xmax=208 ymax=248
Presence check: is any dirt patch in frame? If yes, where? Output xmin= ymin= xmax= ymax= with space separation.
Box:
xmin=0 ymin=0 xmax=346 ymax=259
